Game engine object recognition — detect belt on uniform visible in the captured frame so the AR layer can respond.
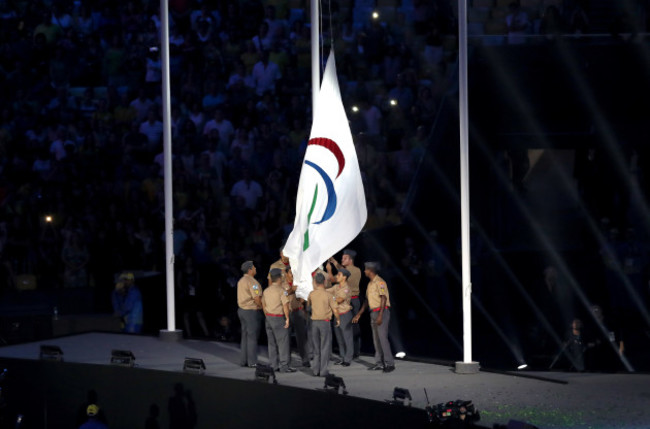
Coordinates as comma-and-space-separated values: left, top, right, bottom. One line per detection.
351, 295, 359, 299
339, 310, 350, 315
371, 306, 389, 312
313, 319, 330, 322
266, 313, 284, 317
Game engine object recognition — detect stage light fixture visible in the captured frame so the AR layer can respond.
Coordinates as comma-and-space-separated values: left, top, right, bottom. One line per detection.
110, 349, 135, 367
517, 363, 528, 370
323, 373, 348, 395
183, 357, 206, 374
387, 387, 412, 406
395, 351, 406, 359
40, 345, 64, 361
254, 364, 277, 384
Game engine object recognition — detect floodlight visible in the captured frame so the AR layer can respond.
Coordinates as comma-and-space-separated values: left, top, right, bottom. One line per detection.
183, 358, 206, 374
40, 345, 64, 361
323, 373, 348, 395
386, 387, 412, 406
254, 364, 277, 384
110, 349, 135, 367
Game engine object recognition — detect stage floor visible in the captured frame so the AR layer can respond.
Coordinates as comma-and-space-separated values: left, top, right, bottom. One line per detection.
0, 332, 648, 428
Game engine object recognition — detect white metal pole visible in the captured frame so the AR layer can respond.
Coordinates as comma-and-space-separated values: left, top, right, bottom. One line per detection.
458, 0, 475, 370
160, 0, 176, 333
311, 0, 320, 114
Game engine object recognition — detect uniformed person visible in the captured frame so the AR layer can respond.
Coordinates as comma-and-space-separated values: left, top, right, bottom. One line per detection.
328, 249, 362, 357
237, 260, 263, 367
268, 250, 312, 367
308, 272, 340, 377
267, 249, 290, 286
352, 261, 395, 372
332, 268, 354, 366
262, 268, 296, 373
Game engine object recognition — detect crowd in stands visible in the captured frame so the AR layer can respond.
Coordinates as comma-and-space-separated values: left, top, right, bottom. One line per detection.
0, 0, 457, 327
471, 0, 649, 40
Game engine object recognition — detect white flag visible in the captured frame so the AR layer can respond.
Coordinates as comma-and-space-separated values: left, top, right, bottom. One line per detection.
283, 52, 367, 299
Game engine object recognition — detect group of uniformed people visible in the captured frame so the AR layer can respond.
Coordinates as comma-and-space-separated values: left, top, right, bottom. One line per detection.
236, 248, 396, 377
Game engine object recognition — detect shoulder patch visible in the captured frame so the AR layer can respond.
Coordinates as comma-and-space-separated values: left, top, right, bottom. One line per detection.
252, 285, 259, 290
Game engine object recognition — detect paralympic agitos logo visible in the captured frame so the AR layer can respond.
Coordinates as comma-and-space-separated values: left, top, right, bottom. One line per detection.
302, 137, 346, 251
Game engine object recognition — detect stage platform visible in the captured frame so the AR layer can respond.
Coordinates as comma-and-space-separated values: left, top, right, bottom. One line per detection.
0, 332, 648, 428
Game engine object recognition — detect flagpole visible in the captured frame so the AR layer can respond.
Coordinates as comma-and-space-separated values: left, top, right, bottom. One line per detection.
159, 0, 181, 341
310, 0, 320, 114
455, 0, 478, 373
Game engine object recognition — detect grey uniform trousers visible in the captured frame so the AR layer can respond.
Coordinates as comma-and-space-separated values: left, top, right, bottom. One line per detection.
334, 311, 354, 363
311, 320, 332, 376
370, 308, 394, 366
265, 315, 291, 371
290, 309, 311, 363
238, 308, 262, 366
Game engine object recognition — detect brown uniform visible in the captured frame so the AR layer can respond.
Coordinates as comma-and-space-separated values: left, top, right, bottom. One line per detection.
367, 275, 391, 310
347, 265, 361, 298
333, 283, 354, 364
268, 259, 300, 311
366, 275, 393, 367
309, 288, 337, 376
237, 274, 262, 310
237, 273, 262, 366
263, 282, 292, 371
262, 283, 290, 315
332, 283, 352, 315
309, 288, 337, 321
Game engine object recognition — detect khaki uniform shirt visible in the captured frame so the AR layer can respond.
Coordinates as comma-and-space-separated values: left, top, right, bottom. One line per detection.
366, 275, 391, 310
333, 283, 352, 314
347, 265, 361, 297
268, 259, 300, 310
237, 274, 262, 310
262, 283, 290, 315
309, 288, 337, 320
267, 259, 289, 281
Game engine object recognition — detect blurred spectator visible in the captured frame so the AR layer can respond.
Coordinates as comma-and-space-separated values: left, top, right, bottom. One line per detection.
230, 169, 263, 211
540, 5, 564, 37
252, 21, 273, 53
564, 0, 590, 34
111, 272, 143, 333
140, 109, 164, 150
62, 231, 89, 288
34, 11, 61, 46
506, 1, 531, 45
177, 256, 210, 338
251, 50, 281, 97
79, 404, 108, 429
